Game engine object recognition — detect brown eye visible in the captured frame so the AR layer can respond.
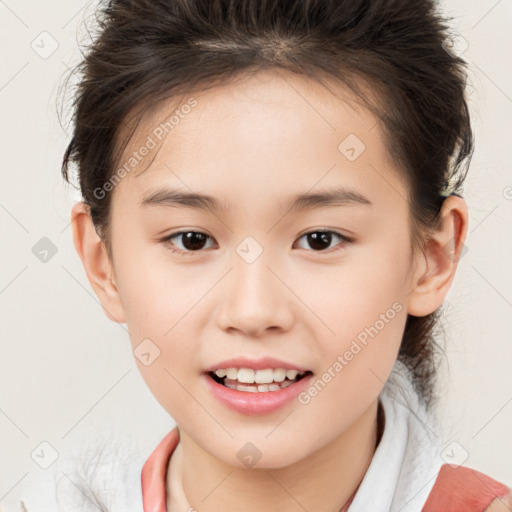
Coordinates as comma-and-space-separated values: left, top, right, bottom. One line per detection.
161, 231, 215, 255
295, 230, 350, 252
180, 232, 209, 250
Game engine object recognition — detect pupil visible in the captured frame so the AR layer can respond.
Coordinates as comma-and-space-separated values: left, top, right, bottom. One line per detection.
183, 232, 207, 250
308, 232, 331, 250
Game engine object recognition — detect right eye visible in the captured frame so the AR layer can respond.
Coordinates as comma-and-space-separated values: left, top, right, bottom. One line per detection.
159, 231, 216, 256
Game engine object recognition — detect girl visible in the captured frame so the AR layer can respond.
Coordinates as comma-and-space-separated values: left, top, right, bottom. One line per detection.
22, 0, 512, 510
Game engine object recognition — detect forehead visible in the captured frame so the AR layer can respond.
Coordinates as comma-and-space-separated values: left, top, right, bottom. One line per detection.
110, 69, 407, 212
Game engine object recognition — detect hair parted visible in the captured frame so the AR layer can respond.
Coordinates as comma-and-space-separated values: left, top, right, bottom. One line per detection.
60, 0, 474, 410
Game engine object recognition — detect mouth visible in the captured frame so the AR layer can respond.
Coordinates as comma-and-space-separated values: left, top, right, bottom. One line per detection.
207, 367, 314, 393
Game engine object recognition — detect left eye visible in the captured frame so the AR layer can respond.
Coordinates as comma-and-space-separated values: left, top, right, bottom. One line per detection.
160, 230, 350, 255
294, 230, 350, 252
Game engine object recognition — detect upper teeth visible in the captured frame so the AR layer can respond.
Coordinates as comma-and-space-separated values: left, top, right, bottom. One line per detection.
214, 368, 304, 384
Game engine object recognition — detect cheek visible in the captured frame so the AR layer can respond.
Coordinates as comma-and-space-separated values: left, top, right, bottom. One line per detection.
128, 314, 202, 421
112, 249, 206, 403
297, 250, 408, 338
301, 291, 406, 430
114, 242, 205, 337
317, 295, 406, 394
298, 243, 410, 379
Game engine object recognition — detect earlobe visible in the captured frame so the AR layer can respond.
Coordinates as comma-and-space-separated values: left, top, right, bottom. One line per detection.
70, 202, 126, 324
407, 196, 469, 317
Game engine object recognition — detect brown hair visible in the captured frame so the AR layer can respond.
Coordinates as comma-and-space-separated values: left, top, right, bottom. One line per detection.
60, 0, 474, 410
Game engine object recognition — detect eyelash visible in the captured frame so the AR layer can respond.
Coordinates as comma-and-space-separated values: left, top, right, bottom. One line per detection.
159, 229, 353, 257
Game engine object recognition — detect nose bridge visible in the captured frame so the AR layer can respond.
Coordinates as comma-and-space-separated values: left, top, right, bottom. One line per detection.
217, 236, 293, 335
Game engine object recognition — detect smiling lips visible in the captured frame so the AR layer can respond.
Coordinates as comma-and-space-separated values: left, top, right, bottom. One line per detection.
204, 356, 312, 392
210, 367, 309, 392
204, 369, 314, 415
203, 356, 314, 413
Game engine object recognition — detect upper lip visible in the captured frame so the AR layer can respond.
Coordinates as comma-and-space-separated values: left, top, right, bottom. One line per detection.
203, 356, 311, 373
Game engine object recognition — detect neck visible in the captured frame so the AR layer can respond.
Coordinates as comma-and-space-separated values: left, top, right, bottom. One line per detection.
174, 399, 382, 512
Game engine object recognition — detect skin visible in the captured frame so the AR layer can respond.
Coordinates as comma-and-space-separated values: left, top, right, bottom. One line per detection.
71, 69, 468, 511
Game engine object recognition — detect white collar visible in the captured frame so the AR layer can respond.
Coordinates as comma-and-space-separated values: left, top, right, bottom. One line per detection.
348, 361, 446, 512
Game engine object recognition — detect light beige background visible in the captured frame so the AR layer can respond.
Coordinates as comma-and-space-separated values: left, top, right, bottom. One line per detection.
1, 0, 511, 508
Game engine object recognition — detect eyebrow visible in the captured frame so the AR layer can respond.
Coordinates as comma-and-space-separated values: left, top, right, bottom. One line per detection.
139, 186, 372, 213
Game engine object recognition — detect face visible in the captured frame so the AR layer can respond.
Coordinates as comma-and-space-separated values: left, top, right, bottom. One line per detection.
100, 70, 423, 468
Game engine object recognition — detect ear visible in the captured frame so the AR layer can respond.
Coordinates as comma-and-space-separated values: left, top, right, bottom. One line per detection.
407, 195, 469, 316
70, 202, 126, 324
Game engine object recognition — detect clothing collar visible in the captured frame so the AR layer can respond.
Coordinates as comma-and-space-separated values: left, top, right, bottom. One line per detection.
347, 363, 446, 511
141, 426, 179, 511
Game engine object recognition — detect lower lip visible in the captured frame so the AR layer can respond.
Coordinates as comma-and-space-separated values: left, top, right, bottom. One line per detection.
204, 372, 313, 416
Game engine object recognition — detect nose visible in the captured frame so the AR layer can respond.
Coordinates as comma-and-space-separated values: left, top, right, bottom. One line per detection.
215, 251, 295, 337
